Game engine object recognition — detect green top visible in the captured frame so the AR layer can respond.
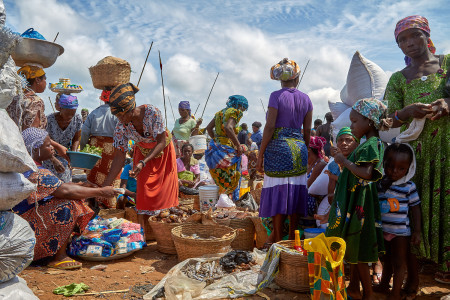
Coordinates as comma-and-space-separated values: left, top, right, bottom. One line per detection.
173, 118, 197, 141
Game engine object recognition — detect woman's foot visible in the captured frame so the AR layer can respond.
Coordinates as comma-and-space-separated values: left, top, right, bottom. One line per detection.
372, 273, 382, 285
48, 256, 82, 270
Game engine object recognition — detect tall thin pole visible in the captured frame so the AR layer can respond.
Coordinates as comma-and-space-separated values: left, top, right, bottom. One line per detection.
193, 103, 201, 117
167, 96, 176, 123
158, 50, 168, 128
297, 59, 310, 89
48, 97, 55, 113
53, 32, 59, 43
137, 41, 153, 87
201, 72, 219, 119
260, 98, 266, 114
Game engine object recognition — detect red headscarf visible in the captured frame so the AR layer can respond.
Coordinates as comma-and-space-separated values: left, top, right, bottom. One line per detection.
309, 136, 327, 159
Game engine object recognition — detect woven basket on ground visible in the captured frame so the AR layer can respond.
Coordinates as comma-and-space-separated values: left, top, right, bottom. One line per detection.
215, 218, 255, 251
171, 224, 236, 261
274, 240, 309, 292
179, 194, 200, 210
148, 220, 182, 254
124, 207, 155, 241
250, 188, 262, 205
98, 208, 125, 219
89, 56, 131, 90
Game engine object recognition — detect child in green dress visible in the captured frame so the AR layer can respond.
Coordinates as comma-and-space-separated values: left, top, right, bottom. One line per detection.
326, 98, 391, 300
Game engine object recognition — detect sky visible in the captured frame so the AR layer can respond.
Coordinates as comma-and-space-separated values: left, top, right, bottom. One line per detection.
4, 0, 450, 128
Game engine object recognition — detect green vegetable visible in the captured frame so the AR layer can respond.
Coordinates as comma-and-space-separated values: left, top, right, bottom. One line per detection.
80, 145, 103, 156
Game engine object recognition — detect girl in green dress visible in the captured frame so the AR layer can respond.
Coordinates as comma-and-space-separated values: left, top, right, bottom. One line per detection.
326, 98, 390, 300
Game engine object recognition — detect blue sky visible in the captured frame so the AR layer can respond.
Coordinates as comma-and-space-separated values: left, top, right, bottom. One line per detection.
4, 0, 450, 126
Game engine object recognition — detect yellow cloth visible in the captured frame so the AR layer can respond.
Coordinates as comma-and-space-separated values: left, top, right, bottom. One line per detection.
18, 65, 45, 79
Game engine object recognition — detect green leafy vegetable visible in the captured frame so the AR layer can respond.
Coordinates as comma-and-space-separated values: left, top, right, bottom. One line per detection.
80, 145, 103, 156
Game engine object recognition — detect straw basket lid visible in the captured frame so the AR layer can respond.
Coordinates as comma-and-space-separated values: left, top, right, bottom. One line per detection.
89, 56, 131, 90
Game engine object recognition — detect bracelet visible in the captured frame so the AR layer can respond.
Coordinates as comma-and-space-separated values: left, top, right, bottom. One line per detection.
394, 110, 406, 124
139, 160, 146, 167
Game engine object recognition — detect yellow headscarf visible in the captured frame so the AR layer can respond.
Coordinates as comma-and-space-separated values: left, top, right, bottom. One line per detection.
17, 65, 45, 80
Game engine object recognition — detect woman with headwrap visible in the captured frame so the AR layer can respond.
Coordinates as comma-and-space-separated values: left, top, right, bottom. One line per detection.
101, 83, 178, 239
256, 58, 313, 245
12, 128, 117, 269
42, 94, 82, 182
385, 15, 449, 283
172, 100, 202, 157
205, 95, 249, 201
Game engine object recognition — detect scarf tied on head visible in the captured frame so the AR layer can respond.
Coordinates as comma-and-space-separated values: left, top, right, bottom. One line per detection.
58, 94, 78, 109
336, 127, 360, 144
352, 98, 392, 131
178, 101, 191, 112
226, 95, 248, 111
22, 127, 48, 155
270, 58, 301, 81
100, 90, 111, 102
108, 83, 139, 116
17, 64, 45, 80
309, 136, 327, 159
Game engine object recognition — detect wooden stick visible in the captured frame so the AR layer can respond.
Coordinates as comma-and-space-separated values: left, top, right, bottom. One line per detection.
260, 98, 266, 114
297, 59, 310, 89
193, 103, 201, 117
167, 95, 176, 123
201, 72, 219, 119
137, 41, 154, 87
158, 50, 168, 127
73, 289, 129, 296
48, 97, 55, 113
53, 32, 59, 43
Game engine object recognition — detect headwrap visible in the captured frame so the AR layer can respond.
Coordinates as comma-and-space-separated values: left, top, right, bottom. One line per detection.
100, 90, 111, 102
17, 64, 45, 80
336, 127, 360, 144
309, 136, 327, 159
352, 98, 392, 131
58, 94, 78, 109
81, 108, 89, 113
109, 83, 139, 116
178, 101, 191, 111
270, 58, 301, 81
22, 127, 48, 155
226, 95, 248, 111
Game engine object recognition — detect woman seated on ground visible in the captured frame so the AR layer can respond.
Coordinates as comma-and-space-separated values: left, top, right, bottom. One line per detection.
11, 128, 117, 270
177, 143, 206, 194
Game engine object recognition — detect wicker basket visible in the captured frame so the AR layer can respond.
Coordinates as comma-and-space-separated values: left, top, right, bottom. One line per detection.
215, 218, 255, 251
274, 240, 309, 292
89, 56, 131, 90
171, 224, 236, 261
148, 220, 181, 254
124, 207, 155, 241
98, 208, 125, 219
250, 188, 262, 205
179, 194, 200, 210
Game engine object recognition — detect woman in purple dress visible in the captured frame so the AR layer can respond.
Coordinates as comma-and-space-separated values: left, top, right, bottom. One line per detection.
256, 58, 313, 245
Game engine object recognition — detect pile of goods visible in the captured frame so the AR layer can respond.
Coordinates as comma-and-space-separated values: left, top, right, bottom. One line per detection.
80, 144, 103, 156
213, 208, 257, 220
149, 206, 198, 223
69, 216, 146, 258
180, 232, 234, 240
49, 78, 83, 93
219, 250, 256, 272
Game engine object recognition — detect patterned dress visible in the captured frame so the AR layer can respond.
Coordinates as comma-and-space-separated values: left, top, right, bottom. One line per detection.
326, 137, 385, 264
6, 93, 47, 130
11, 167, 93, 261
384, 54, 449, 271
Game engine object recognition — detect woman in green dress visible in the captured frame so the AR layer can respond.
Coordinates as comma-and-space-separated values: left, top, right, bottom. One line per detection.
384, 15, 449, 283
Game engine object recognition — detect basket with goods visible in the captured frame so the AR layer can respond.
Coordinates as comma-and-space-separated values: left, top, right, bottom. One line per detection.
123, 207, 155, 241
89, 56, 131, 90
148, 206, 199, 254
274, 240, 309, 292
171, 224, 236, 261
213, 209, 257, 251
49, 78, 83, 94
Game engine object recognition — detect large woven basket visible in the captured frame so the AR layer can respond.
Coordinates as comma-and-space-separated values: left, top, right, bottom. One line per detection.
148, 220, 182, 254
250, 188, 262, 205
171, 224, 236, 261
89, 56, 131, 90
274, 240, 309, 292
215, 218, 255, 251
179, 194, 200, 210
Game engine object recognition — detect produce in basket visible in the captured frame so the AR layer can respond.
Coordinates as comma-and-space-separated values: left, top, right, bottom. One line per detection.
149, 206, 199, 223
80, 145, 103, 156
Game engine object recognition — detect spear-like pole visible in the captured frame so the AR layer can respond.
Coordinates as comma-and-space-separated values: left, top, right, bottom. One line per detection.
297, 59, 310, 89
193, 103, 201, 117
137, 41, 153, 87
201, 72, 219, 119
48, 97, 55, 113
158, 50, 168, 128
53, 32, 59, 43
167, 96, 176, 123
260, 98, 266, 114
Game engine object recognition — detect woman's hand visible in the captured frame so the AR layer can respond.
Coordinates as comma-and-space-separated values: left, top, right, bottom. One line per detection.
100, 186, 119, 198
196, 118, 203, 127
330, 146, 340, 158
236, 145, 243, 157
51, 156, 66, 173
430, 98, 450, 120
324, 170, 339, 181
401, 103, 433, 119
130, 162, 144, 178
256, 156, 264, 173
332, 147, 346, 165
53, 143, 70, 162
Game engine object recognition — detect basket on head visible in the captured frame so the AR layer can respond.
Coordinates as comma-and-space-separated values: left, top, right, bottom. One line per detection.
148, 220, 182, 254
215, 218, 255, 251
274, 240, 309, 292
171, 224, 236, 261
89, 56, 131, 90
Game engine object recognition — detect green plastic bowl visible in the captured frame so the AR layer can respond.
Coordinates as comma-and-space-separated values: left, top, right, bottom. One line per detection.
67, 151, 101, 170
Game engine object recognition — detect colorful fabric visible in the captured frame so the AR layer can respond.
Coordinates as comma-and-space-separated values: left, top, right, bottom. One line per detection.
109, 83, 139, 116
11, 167, 93, 260
213, 107, 243, 146
7, 93, 47, 130
310, 136, 327, 160
178, 101, 190, 111
176, 157, 200, 174
17, 65, 45, 80
22, 127, 48, 154
172, 118, 196, 141
303, 233, 347, 300
351, 98, 391, 130
264, 127, 307, 177
326, 136, 385, 263
336, 127, 359, 144
384, 54, 449, 271
100, 90, 111, 102
58, 94, 78, 109
394, 15, 430, 41
268, 88, 313, 128
226, 95, 248, 111
270, 58, 301, 81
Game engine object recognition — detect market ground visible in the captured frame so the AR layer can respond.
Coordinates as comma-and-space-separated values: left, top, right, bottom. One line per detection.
21, 241, 449, 300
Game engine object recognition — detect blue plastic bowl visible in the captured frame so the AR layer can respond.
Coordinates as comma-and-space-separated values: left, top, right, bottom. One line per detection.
304, 228, 326, 239
67, 151, 101, 170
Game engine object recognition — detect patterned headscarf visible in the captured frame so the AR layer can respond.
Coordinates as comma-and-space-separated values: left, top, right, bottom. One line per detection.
352, 98, 392, 131
100, 90, 111, 102
336, 127, 360, 144
22, 127, 48, 155
58, 94, 78, 109
226, 95, 248, 111
309, 136, 327, 159
270, 58, 301, 81
109, 83, 139, 116
179, 101, 191, 111
17, 64, 45, 80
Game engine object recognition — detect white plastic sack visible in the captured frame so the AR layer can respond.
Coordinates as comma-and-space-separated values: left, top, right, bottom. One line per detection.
0, 212, 36, 284
0, 276, 39, 300
331, 107, 351, 142
0, 172, 36, 211
340, 51, 389, 107
216, 194, 235, 208
0, 109, 37, 173
308, 159, 333, 196
328, 100, 351, 121
0, 57, 23, 109
380, 127, 401, 143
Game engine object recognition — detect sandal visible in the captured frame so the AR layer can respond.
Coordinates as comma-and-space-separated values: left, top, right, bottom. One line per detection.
48, 259, 82, 270
372, 272, 382, 285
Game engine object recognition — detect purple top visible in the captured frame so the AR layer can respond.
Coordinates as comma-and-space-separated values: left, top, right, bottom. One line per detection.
268, 88, 313, 128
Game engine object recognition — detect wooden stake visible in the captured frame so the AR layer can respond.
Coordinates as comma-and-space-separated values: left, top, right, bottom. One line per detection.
73, 289, 129, 296
297, 59, 310, 89
167, 96, 176, 123
48, 97, 55, 113
201, 72, 219, 119
137, 41, 154, 87
53, 32, 59, 43
158, 50, 168, 128
193, 103, 201, 117
260, 98, 266, 114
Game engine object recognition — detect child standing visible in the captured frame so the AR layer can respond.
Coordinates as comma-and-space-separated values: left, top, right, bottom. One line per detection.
326, 98, 390, 300
375, 143, 421, 300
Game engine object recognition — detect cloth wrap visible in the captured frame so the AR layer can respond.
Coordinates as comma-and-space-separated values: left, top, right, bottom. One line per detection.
21, 127, 48, 155
352, 97, 391, 131
58, 94, 78, 109
109, 83, 138, 116
309, 136, 327, 160
270, 58, 301, 81
17, 65, 45, 80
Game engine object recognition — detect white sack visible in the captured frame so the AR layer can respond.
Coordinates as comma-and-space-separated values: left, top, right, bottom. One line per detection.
328, 100, 351, 120
0, 276, 39, 300
0, 172, 36, 211
0, 109, 37, 173
380, 127, 401, 143
331, 107, 352, 142
0, 57, 23, 109
308, 158, 335, 196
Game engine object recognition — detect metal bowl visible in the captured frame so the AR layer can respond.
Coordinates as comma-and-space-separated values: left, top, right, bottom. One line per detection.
11, 37, 64, 68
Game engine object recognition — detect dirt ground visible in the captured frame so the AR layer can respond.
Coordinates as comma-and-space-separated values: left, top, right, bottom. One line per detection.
20, 241, 449, 300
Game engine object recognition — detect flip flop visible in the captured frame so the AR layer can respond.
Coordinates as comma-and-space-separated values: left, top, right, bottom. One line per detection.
48, 259, 82, 270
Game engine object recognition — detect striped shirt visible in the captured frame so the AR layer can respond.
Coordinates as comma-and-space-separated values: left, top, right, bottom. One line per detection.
378, 181, 420, 236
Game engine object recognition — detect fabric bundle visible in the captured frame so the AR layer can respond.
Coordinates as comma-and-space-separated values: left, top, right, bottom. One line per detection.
270, 58, 301, 81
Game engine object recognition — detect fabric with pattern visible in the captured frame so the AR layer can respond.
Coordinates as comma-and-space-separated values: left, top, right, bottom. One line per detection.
326, 136, 385, 263
352, 98, 391, 130
7, 92, 47, 130
108, 83, 138, 116
17, 65, 45, 80
58, 94, 78, 109
310, 136, 327, 160
336, 127, 359, 144
270, 58, 301, 81
226, 95, 248, 111
21, 127, 48, 154
394, 15, 430, 41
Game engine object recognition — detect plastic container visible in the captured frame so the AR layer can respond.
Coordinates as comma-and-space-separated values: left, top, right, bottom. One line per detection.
189, 135, 207, 154
304, 228, 326, 239
198, 185, 219, 212
67, 151, 101, 170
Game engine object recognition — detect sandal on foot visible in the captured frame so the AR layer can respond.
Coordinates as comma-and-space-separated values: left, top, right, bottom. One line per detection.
372, 272, 382, 285
48, 259, 82, 270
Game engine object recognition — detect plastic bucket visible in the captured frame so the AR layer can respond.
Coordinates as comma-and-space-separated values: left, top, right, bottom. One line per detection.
189, 135, 207, 154
198, 185, 219, 212
304, 228, 326, 239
